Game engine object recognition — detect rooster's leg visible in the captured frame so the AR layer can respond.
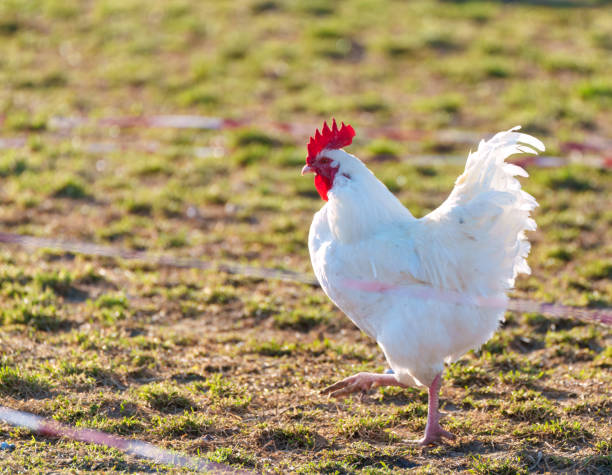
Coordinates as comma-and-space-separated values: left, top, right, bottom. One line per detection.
412, 372, 455, 446
321, 372, 407, 398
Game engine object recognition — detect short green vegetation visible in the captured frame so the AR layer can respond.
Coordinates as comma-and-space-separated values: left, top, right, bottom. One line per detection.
1, 0, 610, 473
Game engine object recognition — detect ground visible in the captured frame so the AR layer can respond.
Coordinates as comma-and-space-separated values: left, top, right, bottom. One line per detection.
0, 0, 611, 473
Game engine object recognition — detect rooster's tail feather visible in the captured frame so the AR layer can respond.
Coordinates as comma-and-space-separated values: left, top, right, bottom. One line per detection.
453, 126, 543, 289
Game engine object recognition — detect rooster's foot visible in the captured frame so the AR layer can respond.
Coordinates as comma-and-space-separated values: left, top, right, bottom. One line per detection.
411, 422, 456, 446
410, 372, 456, 446
321, 372, 404, 398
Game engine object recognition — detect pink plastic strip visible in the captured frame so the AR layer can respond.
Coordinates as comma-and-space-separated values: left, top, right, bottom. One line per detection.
0, 407, 253, 473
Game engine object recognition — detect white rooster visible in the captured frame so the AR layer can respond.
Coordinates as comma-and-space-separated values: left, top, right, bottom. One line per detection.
303, 120, 543, 445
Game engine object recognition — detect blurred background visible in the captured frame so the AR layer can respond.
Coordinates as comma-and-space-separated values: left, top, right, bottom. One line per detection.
1, 1, 611, 142
0, 0, 610, 266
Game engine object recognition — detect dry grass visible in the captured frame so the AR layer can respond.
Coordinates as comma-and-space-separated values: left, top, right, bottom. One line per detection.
0, 0, 611, 473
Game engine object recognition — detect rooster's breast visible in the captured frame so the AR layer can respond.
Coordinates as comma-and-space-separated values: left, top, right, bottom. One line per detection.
308, 206, 389, 339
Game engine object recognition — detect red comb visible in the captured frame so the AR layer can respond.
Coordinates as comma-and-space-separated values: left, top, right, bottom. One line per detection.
307, 119, 355, 165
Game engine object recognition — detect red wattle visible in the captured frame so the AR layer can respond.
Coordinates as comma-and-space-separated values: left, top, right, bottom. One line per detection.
315, 174, 332, 201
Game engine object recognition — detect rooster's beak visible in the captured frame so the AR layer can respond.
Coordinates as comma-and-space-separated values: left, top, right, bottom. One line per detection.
301, 165, 314, 175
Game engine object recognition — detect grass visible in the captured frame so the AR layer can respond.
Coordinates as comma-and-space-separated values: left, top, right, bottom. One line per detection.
0, 0, 611, 473
0, 365, 52, 399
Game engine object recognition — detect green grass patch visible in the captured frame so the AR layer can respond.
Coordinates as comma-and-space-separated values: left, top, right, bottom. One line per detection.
514, 419, 593, 445
138, 383, 195, 412
0, 365, 52, 399
256, 423, 317, 450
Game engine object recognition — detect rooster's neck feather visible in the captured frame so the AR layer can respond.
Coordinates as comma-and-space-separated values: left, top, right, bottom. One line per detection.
323, 150, 414, 243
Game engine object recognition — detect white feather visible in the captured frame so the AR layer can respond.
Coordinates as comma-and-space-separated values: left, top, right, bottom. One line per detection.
308, 127, 542, 387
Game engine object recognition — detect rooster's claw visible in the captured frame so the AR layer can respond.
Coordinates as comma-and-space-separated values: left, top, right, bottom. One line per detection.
321, 372, 405, 398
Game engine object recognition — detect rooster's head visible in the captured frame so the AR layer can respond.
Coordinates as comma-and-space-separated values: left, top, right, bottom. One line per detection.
302, 119, 356, 201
